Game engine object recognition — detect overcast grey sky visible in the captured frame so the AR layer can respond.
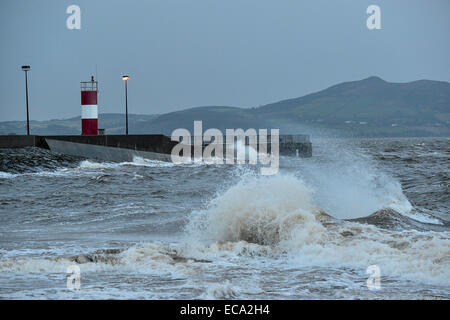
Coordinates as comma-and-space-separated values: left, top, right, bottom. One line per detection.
0, 0, 449, 121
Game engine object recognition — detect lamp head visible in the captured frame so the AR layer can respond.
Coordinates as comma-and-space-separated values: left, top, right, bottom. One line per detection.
22, 65, 30, 71
122, 75, 130, 81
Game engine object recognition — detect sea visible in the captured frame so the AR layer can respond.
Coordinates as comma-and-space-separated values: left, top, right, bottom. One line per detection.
0, 137, 448, 299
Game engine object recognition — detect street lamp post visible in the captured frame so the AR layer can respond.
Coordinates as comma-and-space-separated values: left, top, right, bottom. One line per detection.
122, 75, 130, 135
22, 65, 31, 135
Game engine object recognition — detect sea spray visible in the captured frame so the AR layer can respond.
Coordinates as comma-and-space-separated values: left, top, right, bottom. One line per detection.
184, 173, 323, 247
183, 172, 450, 285
292, 138, 413, 219
205, 174, 324, 245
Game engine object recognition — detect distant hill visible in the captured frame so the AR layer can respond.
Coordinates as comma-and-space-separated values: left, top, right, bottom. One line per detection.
256, 76, 450, 136
0, 113, 158, 136
1, 77, 449, 137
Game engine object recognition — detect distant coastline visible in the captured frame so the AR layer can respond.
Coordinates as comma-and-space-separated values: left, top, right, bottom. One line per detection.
2, 77, 449, 138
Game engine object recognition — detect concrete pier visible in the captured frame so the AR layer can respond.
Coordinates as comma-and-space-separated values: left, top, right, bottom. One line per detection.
0, 135, 176, 152
0, 134, 312, 160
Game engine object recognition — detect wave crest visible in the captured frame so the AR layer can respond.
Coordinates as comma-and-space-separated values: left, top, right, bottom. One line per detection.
187, 174, 327, 246
184, 173, 450, 285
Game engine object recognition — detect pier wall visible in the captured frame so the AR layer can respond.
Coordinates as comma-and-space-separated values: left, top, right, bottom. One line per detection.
0, 135, 49, 149
0, 134, 312, 158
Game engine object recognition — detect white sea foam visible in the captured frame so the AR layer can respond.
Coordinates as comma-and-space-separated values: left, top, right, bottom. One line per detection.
78, 160, 116, 169
404, 212, 443, 225
201, 280, 240, 299
186, 174, 320, 245
77, 157, 175, 170
0, 168, 81, 179
185, 173, 450, 285
129, 156, 174, 167
0, 243, 184, 275
0, 171, 16, 179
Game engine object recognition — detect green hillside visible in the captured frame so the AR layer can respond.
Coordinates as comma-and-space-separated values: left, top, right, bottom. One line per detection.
258, 76, 450, 126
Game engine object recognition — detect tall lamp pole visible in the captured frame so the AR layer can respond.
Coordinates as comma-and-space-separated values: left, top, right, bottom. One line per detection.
22, 65, 31, 135
122, 75, 130, 135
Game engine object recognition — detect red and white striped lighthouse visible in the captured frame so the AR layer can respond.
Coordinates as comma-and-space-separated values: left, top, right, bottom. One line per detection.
80, 76, 98, 135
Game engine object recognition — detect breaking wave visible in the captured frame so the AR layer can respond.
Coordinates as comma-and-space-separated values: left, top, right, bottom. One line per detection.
0, 244, 196, 274
292, 142, 415, 220
184, 173, 450, 285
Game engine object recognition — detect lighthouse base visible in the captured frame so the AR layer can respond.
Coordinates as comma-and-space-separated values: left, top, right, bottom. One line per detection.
81, 119, 98, 135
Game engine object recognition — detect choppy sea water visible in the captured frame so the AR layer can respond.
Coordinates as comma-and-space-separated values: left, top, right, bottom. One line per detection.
0, 137, 448, 299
